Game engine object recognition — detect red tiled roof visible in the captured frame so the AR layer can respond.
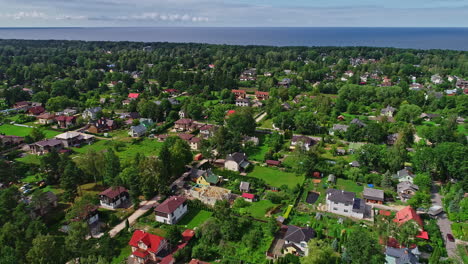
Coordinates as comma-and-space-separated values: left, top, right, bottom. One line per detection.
155, 196, 186, 214
379, 210, 391, 216
132, 250, 149, 258
227, 110, 236, 115
128, 93, 140, 99
37, 113, 55, 119
164, 89, 178, 93
55, 115, 76, 122
160, 254, 174, 264
242, 193, 255, 199
394, 206, 423, 226
99, 186, 128, 199
178, 133, 194, 141
129, 230, 164, 254
175, 118, 193, 125
182, 229, 195, 242
266, 160, 281, 166
416, 231, 429, 240
28, 106, 45, 115
231, 89, 246, 94
255, 91, 269, 96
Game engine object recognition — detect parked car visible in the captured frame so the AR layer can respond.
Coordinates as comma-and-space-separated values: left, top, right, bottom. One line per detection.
447, 234, 455, 242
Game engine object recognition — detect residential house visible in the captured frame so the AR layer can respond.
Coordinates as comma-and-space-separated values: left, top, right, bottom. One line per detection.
189, 137, 201, 151
291, 135, 315, 151
395, 168, 415, 183
36, 113, 56, 125
199, 124, 216, 138
29, 139, 63, 155
178, 110, 186, 119
235, 98, 251, 107
195, 169, 220, 186
363, 188, 384, 204
278, 78, 292, 87
82, 107, 102, 120
99, 187, 129, 209
77, 205, 99, 225
282, 102, 292, 110
13, 101, 31, 109
266, 160, 281, 167
128, 93, 140, 100
419, 113, 440, 121
189, 185, 231, 206
381, 106, 396, 117
431, 74, 443, 85
0, 135, 24, 147
168, 98, 180, 106
163, 89, 178, 95
350, 118, 367, 127
239, 68, 257, 81
283, 225, 316, 256
326, 189, 366, 219
397, 181, 419, 201
410, 83, 424, 91
445, 89, 458, 96
55, 131, 94, 148
394, 206, 429, 241
385, 247, 420, 264
87, 118, 117, 133
61, 109, 78, 116
242, 136, 259, 146
139, 118, 154, 128
456, 79, 468, 89
241, 193, 255, 202
55, 115, 77, 129
329, 124, 349, 135
349, 161, 360, 167
231, 89, 246, 98
129, 125, 147, 137
174, 118, 194, 132
255, 91, 270, 100
128, 230, 168, 264
239, 181, 250, 192
224, 152, 250, 172
344, 70, 354, 77
189, 259, 210, 264
155, 196, 188, 225
27, 106, 45, 116
264, 72, 272, 77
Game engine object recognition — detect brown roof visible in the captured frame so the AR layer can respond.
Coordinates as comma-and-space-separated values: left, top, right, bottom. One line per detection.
175, 118, 193, 125
99, 186, 128, 199
266, 160, 281, 166
178, 133, 194, 141
36, 113, 55, 119
155, 196, 186, 214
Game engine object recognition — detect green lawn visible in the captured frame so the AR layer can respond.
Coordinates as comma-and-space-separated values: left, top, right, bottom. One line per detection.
334, 178, 364, 195
0, 124, 60, 138
72, 138, 164, 163
258, 118, 273, 129
16, 154, 41, 165
245, 144, 269, 162
238, 200, 277, 220
248, 166, 304, 189
457, 124, 467, 136
177, 209, 213, 229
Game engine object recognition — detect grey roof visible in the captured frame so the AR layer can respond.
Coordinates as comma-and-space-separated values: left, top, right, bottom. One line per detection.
397, 168, 414, 179
130, 124, 147, 134
85, 107, 102, 114
168, 98, 180, 105
363, 187, 384, 201
34, 139, 62, 147
236, 98, 251, 103
226, 152, 247, 164
292, 135, 314, 145
381, 105, 396, 114
240, 181, 250, 190
350, 161, 360, 167
350, 118, 367, 127
332, 124, 349, 132
385, 247, 420, 264
185, 168, 206, 179
397, 181, 419, 193
326, 189, 355, 204
284, 226, 315, 244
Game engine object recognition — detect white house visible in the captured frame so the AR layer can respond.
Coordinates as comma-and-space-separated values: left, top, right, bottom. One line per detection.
154, 196, 188, 225
235, 98, 251, 107
396, 168, 415, 183
129, 125, 147, 137
326, 189, 365, 219
283, 226, 316, 256
98, 186, 129, 209
224, 152, 250, 172
291, 135, 315, 151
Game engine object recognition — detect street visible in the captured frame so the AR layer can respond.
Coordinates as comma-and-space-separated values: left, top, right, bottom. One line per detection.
430, 185, 459, 261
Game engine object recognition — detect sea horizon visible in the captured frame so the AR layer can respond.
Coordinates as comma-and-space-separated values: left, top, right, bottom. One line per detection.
1, 27, 467, 51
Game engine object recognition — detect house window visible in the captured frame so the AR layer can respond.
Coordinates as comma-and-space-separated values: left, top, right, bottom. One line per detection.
344, 210, 348, 213
333, 207, 338, 211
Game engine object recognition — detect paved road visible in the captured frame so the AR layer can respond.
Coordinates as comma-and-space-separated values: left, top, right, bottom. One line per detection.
255, 112, 267, 123
430, 186, 458, 261
109, 195, 161, 238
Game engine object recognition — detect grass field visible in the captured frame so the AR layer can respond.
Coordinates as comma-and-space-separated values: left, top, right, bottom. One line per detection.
258, 118, 273, 129
72, 138, 164, 163
246, 144, 269, 162
0, 124, 60, 138
177, 209, 213, 229
248, 166, 304, 188
334, 178, 364, 195
16, 154, 41, 165
238, 200, 277, 220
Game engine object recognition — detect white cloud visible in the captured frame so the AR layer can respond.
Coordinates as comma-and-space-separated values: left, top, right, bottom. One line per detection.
112, 12, 209, 22
0, 11, 87, 21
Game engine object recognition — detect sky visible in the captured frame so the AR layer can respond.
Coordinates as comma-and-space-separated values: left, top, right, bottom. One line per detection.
0, 0, 467, 27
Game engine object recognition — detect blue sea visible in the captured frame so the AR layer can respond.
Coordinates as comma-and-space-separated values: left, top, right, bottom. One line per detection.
0, 27, 467, 51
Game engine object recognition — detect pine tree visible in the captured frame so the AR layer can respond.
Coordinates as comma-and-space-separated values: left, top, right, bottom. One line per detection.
103, 149, 121, 186
61, 161, 79, 202
381, 170, 393, 188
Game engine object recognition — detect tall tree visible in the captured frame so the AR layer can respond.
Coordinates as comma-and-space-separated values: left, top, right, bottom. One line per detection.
103, 149, 121, 186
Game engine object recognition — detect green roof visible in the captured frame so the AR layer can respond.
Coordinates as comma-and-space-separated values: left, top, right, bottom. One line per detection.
205, 171, 219, 184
